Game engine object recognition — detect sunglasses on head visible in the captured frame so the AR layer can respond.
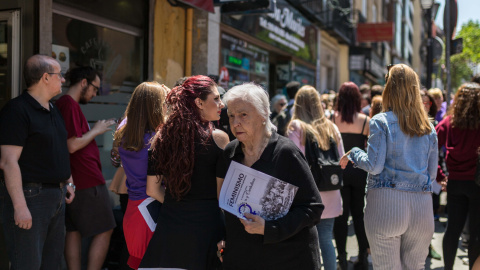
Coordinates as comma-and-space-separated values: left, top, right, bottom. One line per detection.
385, 64, 395, 80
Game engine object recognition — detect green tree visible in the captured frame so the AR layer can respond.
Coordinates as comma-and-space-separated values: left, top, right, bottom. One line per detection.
448, 20, 480, 90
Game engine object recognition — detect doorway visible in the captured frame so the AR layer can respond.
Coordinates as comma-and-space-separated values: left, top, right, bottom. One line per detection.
0, 10, 20, 111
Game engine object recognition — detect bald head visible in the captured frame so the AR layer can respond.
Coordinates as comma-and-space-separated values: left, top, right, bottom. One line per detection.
24, 54, 56, 88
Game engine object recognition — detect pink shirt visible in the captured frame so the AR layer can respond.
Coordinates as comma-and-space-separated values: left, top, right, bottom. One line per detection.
287, 119, 344, 219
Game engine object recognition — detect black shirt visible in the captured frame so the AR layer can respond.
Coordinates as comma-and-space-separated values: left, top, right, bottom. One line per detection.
222, 131, 324, 270
0, 91, 71, 184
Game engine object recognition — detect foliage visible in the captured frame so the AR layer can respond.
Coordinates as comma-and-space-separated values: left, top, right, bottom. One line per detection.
447, 20, 480, 89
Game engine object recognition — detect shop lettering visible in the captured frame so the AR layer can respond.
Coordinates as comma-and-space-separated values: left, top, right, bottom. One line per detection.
267, 7, 305, 37
228, 173, 245, 207
80, 38, 111, 55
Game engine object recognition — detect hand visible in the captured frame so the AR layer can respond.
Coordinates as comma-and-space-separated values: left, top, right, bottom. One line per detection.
440, 177, 448, 192
339, 151, 352, 169
240, 213, 265, 235
92, 119, 116, 135
66, 184, 75, 204
14, 205, 32, 230
217, 240, 225, 262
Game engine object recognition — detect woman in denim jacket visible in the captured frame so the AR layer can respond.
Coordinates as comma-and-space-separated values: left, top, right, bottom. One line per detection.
340, 64, 438, 270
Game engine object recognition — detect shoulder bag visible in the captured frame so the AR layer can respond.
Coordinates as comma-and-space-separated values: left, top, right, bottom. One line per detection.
305, 136, 344, 191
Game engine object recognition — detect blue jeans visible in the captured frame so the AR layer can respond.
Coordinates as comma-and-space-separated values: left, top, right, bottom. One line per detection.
316, 218, 336, 270
1, 182, 66, 270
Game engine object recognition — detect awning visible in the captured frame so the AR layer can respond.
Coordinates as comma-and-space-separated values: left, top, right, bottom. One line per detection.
177, 0, 214, 13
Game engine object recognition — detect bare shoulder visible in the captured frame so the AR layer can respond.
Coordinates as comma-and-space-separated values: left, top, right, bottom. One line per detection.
212, 129, 230, 149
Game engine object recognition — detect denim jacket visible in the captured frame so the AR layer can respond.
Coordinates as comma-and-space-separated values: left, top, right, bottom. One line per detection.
348, 111, 438, 193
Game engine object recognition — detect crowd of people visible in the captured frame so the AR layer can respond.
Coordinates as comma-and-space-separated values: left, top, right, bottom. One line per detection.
0, 54, 479, 270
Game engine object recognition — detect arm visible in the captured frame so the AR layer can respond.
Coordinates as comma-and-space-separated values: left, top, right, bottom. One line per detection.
146, 175, 165, 203
333, 124, 345, 156
0, 145, 32, 230
67, 119, 116, 153
213, 129, 230, 199
347, 118, 387, 175
428, 132, 439, 184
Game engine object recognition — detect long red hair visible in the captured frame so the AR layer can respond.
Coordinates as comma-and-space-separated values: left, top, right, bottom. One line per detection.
151, 75, 215, 200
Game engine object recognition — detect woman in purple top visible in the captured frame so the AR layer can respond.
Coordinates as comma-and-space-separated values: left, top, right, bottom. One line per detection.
113, 82, 169, 269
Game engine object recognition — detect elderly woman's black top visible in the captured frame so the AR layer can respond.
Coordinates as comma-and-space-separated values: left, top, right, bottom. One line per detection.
222, 131, 324, 270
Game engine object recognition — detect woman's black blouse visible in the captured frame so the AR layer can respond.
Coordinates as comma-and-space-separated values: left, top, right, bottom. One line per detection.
222, 131, 324, 270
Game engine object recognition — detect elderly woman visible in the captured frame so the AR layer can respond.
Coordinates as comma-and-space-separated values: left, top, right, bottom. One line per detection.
340, 64, 438, 269
270, 94, 287, 119
219, 83, 324, 269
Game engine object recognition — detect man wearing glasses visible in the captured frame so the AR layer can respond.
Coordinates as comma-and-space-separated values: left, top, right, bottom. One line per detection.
56, 66, 116, 270
0, 54, 75, 269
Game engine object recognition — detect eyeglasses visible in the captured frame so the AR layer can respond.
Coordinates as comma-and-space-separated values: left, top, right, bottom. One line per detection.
423, 101, 432, 106
88, 82, 100, 94
47, 72, 64, 79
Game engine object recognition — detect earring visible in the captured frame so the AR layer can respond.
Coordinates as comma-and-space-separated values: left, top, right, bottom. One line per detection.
262, 121, 266, 126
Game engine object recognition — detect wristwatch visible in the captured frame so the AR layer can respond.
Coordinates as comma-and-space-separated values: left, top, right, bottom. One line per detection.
67, 182, 76, 192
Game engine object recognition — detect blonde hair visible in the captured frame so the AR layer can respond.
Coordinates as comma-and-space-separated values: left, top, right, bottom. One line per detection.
369, 95, 383, 118
383, 64, 432, 136
287, 85, 338, 150
427, 88, 443, 100
114, 82, 169, 151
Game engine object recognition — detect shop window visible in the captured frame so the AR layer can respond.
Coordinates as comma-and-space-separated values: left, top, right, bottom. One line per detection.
52, 12, 144, 180
220, 33, 269, 90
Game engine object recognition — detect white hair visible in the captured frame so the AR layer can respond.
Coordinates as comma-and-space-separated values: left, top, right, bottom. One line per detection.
270, 94, 287, 112
223, 83, 276, 134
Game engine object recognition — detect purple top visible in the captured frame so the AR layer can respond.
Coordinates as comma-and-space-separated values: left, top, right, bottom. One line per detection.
435, 101, 447, 122
118, 119, 154, 201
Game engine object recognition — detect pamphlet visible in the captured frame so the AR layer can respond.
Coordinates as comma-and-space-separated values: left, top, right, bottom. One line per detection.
219, 161, 298, 220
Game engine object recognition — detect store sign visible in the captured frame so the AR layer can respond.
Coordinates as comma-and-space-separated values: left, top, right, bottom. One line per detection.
356, 22, 394, 43
222, 0, 317, 63
177, 0, 215, 13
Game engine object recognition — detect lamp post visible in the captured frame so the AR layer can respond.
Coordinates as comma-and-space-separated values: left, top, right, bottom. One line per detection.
421, 0, 434, 89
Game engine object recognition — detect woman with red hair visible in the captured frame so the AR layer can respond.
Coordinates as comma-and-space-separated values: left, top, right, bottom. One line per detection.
139, 75, 229, 269
332, 82, 370, 270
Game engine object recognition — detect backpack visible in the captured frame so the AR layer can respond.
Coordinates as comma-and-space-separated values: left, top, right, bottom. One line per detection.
304, 137, 343, 191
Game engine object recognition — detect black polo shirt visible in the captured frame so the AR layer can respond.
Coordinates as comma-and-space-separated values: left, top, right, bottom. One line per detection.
0, 91, 71, 184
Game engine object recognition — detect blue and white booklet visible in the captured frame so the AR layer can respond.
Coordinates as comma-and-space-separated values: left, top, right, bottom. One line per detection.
219, 161, 298, 221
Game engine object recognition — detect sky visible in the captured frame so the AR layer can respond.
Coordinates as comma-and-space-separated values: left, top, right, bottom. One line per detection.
434, 0, 480, 35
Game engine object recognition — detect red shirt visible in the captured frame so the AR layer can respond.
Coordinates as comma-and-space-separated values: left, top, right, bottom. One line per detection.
56, 95, 105, 190
436, 115, 480, 181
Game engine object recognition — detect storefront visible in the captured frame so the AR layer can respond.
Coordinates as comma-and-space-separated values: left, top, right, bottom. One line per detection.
219, 0, 318, 98
349, 47, 386, 86
0, 0, 150, 182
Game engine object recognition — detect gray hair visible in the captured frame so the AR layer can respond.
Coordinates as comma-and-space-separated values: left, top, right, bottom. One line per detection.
223, 83, 276, 135
270, 94, 287, 112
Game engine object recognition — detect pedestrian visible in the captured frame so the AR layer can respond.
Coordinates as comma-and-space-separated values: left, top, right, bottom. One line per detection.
113, 82, 169, 269
140, 75, 229, 270
437, 82, 480, 270
270, 94, 287, 119
56, 66, 117, 270
286, 85, 344, 270
369, 95, 383, 118
275, 81, 300, 136
340, 64, 438, 269
218, 83, 324, 269
0, 54, 75, 269
332, 81, 370, 270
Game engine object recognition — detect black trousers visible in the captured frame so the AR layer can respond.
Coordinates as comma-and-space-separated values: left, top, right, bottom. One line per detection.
334, 183, 370, 255
443, 180, 480, 270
